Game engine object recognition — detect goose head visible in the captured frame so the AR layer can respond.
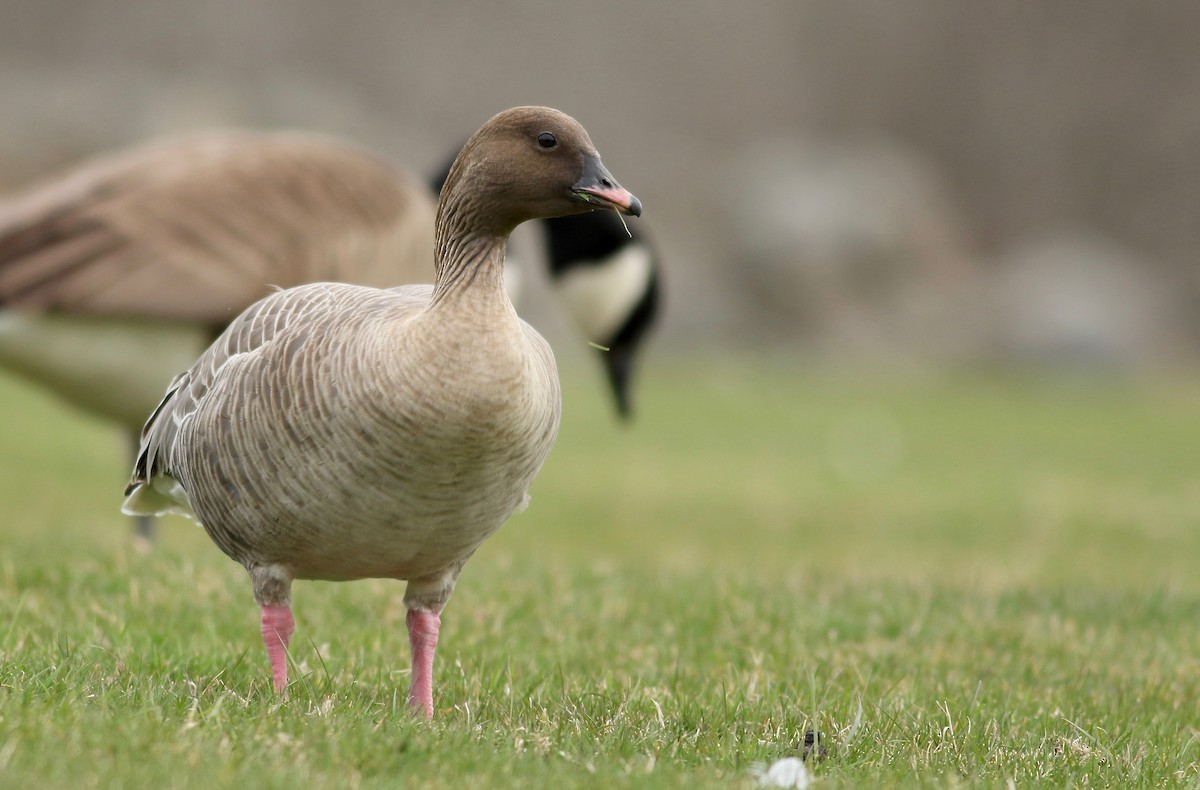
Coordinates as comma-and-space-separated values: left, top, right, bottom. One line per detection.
437, 106, 641, 238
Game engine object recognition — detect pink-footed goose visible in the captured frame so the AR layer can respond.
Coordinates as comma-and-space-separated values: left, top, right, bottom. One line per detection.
121, 106, 641, 718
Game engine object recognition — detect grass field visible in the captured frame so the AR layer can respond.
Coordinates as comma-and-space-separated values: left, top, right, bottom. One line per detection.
1, 355, 1198, 788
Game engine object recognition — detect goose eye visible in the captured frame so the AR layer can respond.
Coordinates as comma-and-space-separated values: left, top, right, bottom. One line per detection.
536, 132, 557, 149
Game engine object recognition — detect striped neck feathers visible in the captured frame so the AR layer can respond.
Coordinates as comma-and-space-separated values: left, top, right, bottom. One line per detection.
430, 184, 512, 306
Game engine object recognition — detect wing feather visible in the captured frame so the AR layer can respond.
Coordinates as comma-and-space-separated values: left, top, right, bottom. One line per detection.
0, 132, 436, 323
123, 282, 433, 512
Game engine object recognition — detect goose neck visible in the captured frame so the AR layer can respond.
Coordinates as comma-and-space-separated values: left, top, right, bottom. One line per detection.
431, 164, 521, 306
430, 226, 510, 307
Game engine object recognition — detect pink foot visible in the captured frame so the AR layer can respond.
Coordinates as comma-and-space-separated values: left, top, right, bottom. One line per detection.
406, 608, 441, 719
260, 604, 295, 692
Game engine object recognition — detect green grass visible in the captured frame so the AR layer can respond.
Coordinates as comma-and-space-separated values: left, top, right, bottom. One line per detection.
1, 355, 1199, 788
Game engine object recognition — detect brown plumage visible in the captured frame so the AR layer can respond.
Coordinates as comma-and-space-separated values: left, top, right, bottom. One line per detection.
0, 131, 435, 321
121, 106, 641, 718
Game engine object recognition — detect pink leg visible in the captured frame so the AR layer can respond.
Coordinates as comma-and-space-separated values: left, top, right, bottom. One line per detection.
260, 604, 295, 692
406, 608, 441, 719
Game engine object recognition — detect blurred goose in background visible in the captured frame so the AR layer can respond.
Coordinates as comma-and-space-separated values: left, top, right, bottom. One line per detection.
539, 210, 660, 417
0, 128, 658, 540
123, 106, 642, 717
430, 154, 660, 418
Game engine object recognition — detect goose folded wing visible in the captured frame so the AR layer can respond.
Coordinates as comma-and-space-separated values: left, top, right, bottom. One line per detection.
123, 281, 409, 513
0, 133, 433, 322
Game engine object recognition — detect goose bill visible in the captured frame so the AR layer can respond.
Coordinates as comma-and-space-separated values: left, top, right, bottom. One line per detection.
572, 155, 642, 216
573, 185, 642, 216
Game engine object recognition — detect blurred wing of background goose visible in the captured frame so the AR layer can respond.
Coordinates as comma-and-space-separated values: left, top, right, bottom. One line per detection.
122, 105, 643, 718
0, 129, 661, 540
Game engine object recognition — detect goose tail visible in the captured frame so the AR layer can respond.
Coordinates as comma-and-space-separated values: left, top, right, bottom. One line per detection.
121, 476, 195, 520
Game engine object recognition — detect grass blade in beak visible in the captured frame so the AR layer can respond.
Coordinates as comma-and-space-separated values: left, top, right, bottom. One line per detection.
612, 204, 632, 238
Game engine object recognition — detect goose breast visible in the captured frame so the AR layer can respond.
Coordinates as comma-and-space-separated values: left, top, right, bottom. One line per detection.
144, 280, 559, 581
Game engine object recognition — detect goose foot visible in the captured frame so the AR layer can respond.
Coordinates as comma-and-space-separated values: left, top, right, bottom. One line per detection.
260, 604, 295, 692
406, 608, 441, 719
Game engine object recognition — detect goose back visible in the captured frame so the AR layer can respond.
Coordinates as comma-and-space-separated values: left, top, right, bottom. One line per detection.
0, 132, 436, 322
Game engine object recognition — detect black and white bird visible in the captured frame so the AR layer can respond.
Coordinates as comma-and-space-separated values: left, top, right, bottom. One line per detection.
539, 210, 660, 418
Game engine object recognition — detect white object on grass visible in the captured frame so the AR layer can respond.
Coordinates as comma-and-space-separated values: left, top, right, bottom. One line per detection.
752, 757, 811, 788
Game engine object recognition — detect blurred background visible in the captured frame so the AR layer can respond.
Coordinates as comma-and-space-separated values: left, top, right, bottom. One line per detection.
1, 0, 1198, 371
